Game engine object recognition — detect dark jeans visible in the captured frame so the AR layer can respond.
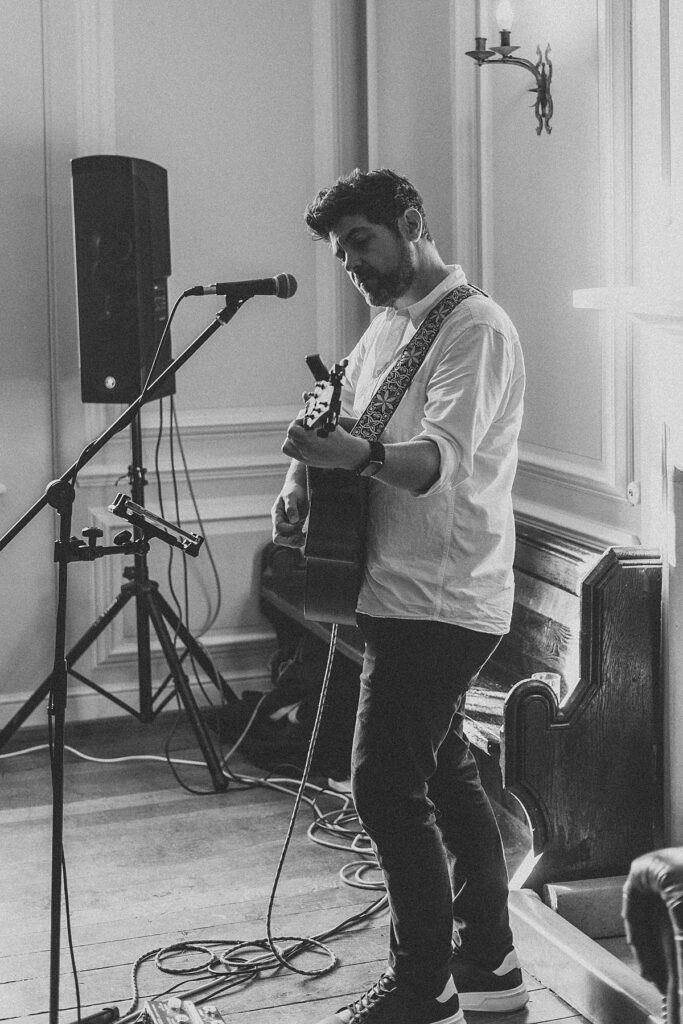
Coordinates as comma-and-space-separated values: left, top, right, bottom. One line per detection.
352, 614, 514, 997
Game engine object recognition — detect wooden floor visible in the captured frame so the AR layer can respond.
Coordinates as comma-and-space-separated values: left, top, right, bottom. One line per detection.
0, 710, 589, 1024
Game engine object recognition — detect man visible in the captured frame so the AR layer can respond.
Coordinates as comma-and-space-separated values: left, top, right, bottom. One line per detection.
272, 169, 527, 1024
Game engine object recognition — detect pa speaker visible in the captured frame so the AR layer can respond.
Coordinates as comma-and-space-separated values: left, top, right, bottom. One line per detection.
71, 155, 175, 404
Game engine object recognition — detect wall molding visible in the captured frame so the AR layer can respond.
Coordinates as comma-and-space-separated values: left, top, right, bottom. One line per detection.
74, 0, 116, 156
449, 0, 634, 507
311, 0, 347, 364
519, 438, 621, 494
40, 0, 60, 482
463, 0, 495, 291
79, 403, 294, 438
597, 0, 636, 496
84, 493, 274, 675
0, 658, 272, 730
75, 404, 292, 488
518, 0, 637, 517
513, 493, 640, 549
450, 0, 486, 286
78, 458, 286, 491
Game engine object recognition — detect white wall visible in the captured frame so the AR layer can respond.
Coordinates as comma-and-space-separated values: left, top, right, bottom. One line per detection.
366, 0, 640, 545
480, 0, 640, 544
0, 0, 367, 730
0, 1, 59, 714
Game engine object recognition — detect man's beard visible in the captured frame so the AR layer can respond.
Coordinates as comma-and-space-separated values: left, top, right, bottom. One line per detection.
356, 241, 415, 306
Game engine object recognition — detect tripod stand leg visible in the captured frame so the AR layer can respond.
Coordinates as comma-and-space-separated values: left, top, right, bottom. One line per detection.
49, 662, 66, 1024
143, 589, 228, 791
134, 568, 153, 721
0, 584, 136, 751
151, 587, 241, 706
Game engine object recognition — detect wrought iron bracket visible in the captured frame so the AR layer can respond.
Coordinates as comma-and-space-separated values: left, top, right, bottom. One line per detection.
466, 38, 553, 135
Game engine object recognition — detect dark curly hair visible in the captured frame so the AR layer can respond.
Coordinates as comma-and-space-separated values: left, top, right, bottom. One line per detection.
304, 168, 433, 242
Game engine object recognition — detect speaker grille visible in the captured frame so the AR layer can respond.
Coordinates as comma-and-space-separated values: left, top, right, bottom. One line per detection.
71, 155, 175, 404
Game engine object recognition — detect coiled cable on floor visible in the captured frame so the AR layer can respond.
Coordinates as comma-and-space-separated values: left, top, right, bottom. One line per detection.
117, 623, 386, 1018
2, 624, 387, 1019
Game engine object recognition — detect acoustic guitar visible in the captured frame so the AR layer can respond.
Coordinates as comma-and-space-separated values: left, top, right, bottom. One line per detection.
298, 287, 478, 624
301, 356, 368, 625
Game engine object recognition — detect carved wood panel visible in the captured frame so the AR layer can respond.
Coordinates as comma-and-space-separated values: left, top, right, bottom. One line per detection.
502, 547, 663, 890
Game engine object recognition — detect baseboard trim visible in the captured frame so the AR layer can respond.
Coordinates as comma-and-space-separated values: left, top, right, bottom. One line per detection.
509, 888, 662, 1024
0, 669, 271, 733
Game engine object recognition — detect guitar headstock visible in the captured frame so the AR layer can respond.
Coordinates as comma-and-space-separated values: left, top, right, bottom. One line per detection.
302, 356, 348, 437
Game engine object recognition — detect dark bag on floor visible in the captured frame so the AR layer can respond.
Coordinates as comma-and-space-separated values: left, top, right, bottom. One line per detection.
213, 632, 360, 779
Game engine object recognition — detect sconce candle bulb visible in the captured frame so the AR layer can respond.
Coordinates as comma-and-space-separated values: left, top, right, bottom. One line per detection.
495, 0, 515, 33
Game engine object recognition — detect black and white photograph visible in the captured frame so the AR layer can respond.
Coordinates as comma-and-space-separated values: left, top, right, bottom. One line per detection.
0, 2, 680, 1023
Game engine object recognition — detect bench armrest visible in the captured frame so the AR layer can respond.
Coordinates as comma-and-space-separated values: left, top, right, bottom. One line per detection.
623, 847, 683, 1022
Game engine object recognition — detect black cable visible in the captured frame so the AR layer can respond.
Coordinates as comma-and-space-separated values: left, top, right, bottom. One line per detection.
61, 851, 82, 1018
135, 627, 387, 999
153, 396, 185, 654
170, 398, 223, 635
139, 291, 185, 402
149, 391, 217, 792
263, 624, 344, 976
161, 713, 218, 798
153, 393, 165, 492
26, 703, 386, 1019
47, 713, 82, 1019
168, 402, 212, 710
165, 398, 219, 721
160, 397, 183, 629
151, 395, 227, 781
117, 893, 388, 1019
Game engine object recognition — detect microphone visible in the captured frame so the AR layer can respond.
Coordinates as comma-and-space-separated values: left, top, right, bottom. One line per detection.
185, 273, 297, 299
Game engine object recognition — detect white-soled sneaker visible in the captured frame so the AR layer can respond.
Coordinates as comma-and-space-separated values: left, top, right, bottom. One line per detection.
314, 971, 464, 1023
451, 948, 528, 1012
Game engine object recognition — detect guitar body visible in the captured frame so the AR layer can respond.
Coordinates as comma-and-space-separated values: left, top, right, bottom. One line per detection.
304, 467, 368, 625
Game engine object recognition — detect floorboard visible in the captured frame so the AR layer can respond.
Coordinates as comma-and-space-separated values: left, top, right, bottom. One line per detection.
0, 712, 588, 1024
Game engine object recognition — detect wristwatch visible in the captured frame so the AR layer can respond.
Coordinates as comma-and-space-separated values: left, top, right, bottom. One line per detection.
356, 440, 386, 477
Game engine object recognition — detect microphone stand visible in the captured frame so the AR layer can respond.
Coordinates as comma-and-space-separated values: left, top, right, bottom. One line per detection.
0, 296, 247, 1024
1, 297, 247, 554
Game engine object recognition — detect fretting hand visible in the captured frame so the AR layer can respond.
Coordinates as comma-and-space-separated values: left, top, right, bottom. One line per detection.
282, 419, 369, 470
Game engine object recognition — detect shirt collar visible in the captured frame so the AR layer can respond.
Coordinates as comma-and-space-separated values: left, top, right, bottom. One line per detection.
395, 265, 468, 327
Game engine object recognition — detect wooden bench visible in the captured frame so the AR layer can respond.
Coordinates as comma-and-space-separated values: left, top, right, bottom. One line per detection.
260, 514, 663, 891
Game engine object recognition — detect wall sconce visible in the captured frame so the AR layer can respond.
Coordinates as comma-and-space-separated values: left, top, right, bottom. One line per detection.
466, 1, 553, 135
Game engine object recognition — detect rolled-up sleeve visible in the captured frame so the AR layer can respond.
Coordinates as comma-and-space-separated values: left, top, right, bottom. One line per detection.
412, 319, 513, 496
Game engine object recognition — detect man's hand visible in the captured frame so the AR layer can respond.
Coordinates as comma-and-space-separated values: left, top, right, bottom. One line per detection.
282, 420, 368, 470
271, 477, 309, 548
272, 421, 368, 548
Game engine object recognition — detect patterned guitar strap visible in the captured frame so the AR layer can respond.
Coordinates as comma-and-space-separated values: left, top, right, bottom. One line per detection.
350, 284, 480, 442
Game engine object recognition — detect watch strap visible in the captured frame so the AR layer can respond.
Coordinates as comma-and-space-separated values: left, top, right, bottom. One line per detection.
356, 440, 385, 477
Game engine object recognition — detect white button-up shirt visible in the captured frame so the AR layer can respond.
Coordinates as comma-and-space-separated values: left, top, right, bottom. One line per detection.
341, 266, 525, 633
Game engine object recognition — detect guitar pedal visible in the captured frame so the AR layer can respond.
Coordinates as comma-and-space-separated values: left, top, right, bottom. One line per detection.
144, 997, 226, 1024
